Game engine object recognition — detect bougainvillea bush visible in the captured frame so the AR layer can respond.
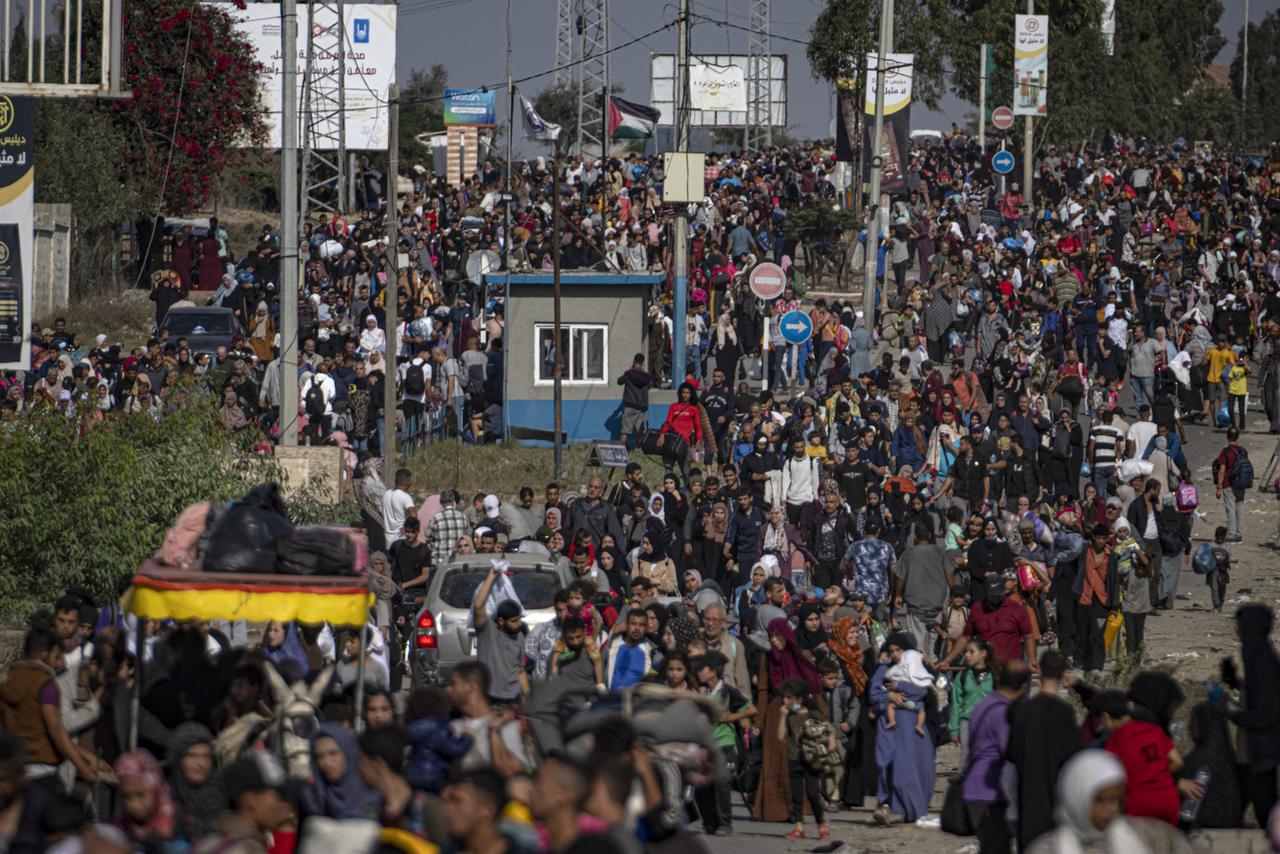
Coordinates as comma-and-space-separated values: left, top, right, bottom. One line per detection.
120, 0, 268, 214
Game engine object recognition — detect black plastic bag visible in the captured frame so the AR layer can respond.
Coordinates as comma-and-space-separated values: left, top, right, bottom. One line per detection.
276, 527, 356, 576
202, 485, 294, 573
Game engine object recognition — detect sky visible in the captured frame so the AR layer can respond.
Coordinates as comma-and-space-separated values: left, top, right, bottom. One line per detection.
398, 0, 1279, 143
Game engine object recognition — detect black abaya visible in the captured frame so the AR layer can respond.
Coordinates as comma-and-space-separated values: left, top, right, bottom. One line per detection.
1006, 692, 1082, 850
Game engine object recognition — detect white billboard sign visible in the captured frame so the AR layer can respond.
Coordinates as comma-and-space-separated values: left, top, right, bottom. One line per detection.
218, 3, 396, 150
689, 62, 746, 112
651, 54, 786, 127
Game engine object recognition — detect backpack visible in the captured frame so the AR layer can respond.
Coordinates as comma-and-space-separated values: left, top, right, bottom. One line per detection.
449, 357, 468, 392
404, 361, 427, 396
1192, 543, 1217, 576
1230, 448, 1254, 489
304, 380, 326, 418
1175, 482, 1198, 512
798, 716, 843, 772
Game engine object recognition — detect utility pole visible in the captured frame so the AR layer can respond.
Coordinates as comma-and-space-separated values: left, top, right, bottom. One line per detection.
279, 0, 300, 446
381, 84, 399, 486
862, 0, 892, 325
977, 43, 987, 151
504, 0, 513, 280
670, 0, 690, 389
552, 149, 564, 480
1243, 0, 1250, 112
1022, 0, 1034, 206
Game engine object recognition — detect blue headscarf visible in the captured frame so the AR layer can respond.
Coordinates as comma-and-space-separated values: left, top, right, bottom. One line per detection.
262, 622, 310, 680
302, 723, 382, 820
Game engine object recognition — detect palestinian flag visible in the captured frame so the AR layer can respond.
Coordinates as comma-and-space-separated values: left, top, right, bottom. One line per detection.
608, 95, 660, 139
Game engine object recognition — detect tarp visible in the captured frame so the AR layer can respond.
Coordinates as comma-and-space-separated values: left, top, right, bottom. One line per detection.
125, 570, 373, 627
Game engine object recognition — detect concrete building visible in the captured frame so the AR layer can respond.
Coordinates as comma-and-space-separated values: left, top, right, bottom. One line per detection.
488, 271, 673, 443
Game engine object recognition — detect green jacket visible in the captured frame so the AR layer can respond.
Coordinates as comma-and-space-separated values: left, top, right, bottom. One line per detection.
948, 667, 994, 737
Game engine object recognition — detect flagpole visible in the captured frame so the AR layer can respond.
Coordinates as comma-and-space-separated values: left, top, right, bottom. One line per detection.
552, 144, 564, 480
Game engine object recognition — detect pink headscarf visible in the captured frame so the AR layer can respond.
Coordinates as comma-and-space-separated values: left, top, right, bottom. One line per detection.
766, 618, 823, 695
115, 750, 176, 841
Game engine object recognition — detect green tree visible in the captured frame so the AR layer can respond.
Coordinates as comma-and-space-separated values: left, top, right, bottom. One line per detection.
0, 397, 354, 620
783, 198, 856, 289
1231, 11, 1279, 146
807, 0, 948, 111
944, 0, 1225, 144
399, 63, 448, 164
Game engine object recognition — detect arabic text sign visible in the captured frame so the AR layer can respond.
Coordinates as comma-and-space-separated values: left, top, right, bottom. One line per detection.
689, 63, 746, 112
221, 2, 396, 151
1014, 14, 1048, 117
0, 96, 32, 370
864, 52, 913, 116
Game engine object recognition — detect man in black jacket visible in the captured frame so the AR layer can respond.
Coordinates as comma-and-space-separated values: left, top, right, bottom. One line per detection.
807, 488, 853, 588
616, 353, 655, 447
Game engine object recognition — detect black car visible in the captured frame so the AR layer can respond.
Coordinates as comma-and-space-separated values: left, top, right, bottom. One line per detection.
158, 306, 246, 356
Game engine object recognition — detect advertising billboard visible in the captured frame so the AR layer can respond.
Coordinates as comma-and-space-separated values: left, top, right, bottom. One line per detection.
219, 2, 397, 150
443, 89, 498, 126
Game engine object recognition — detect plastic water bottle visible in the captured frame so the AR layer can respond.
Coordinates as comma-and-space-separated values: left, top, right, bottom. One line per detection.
1178, 768, 1211, 822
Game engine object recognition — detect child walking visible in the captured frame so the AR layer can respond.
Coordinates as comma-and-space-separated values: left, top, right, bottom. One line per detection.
947, 639, 995, 764
779, 679, 833, 841
1207, 526, 1233, 613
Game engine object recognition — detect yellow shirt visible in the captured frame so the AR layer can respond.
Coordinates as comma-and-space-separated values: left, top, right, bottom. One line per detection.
1228, 362, 1249, 397
1207, 347, 1237, 384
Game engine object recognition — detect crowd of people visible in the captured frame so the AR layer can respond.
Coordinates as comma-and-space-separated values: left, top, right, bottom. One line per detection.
4, 123, 1280, 853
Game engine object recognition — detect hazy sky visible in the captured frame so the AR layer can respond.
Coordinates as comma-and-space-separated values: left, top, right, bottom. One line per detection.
398, 0, 1278, 141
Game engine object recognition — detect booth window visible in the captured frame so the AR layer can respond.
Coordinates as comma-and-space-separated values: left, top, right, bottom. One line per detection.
535, 323, 607, 384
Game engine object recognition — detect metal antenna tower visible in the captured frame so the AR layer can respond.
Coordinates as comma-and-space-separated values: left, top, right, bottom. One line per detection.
745, 0, 771, 151
301, 0, 348, 222
575, 0, 609, 161
555, 0, 574, 87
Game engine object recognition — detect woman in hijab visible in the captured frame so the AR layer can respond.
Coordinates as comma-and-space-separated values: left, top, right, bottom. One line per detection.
248, 301, 275, 362
92, 379, 114, 421
680, 568, 725, 616
695, 501, 731, 584
752, 618, 826, 823
1228, 603, 1280, 824
633, 532, 678, 594
664, 613, 699, 654
733, 561, 769, 623
1178, 701, 1243, 828
168, 722, 225, 841
359, 314, 385, 356
597, 542, 630, 599
715, 306, 741, 381
1025, 749, 1190, 854
114, 749, 178, 847
303, 723, 383, 820
217, 385, 249, 432
869, 632, 937, 824
262, 621, 311, 680
793, 603, 830, 663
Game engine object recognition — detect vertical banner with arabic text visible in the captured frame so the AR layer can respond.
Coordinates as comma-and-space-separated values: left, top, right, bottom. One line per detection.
862, 52, 912, 193
0, 96, 33, 370
1014, 14, 1048, 116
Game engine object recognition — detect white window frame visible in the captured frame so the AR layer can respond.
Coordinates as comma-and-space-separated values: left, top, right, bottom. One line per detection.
533, 323, 609, 385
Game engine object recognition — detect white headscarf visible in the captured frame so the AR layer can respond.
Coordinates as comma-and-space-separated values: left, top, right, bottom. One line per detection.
1050, 750, 1151, 854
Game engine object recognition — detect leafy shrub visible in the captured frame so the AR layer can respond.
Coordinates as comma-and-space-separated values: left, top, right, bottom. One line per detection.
0, 398, 355, 622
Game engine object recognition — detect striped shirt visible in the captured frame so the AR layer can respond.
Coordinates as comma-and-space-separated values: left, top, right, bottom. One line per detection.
1091, 424, 1125, 470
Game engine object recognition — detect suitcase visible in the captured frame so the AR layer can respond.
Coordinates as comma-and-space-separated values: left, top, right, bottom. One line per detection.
276, 527, 357, 576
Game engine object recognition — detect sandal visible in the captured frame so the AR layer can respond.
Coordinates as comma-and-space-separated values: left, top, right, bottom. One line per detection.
784, 828, 806, 840
818, 824, 832, 840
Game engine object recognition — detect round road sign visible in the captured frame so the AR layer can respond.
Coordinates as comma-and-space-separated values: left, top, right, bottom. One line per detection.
991, 106, 1014, 131
779, 310, 813, 345
749, 261, 787, 301
992, 150, 1016, 175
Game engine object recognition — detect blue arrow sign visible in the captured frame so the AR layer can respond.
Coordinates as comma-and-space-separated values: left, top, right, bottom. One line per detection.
779, 309, 812, 345
992, 149, 1016, 175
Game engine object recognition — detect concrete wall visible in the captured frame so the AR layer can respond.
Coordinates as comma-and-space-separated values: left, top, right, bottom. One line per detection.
32, 204, 72, 319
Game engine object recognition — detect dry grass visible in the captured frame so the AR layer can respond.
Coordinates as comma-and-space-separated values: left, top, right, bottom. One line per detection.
41, 290, 156, 349
404, 439, 682, 502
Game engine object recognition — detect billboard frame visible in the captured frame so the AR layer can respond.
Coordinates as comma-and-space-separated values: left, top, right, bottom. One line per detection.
650, 53, 786, 128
